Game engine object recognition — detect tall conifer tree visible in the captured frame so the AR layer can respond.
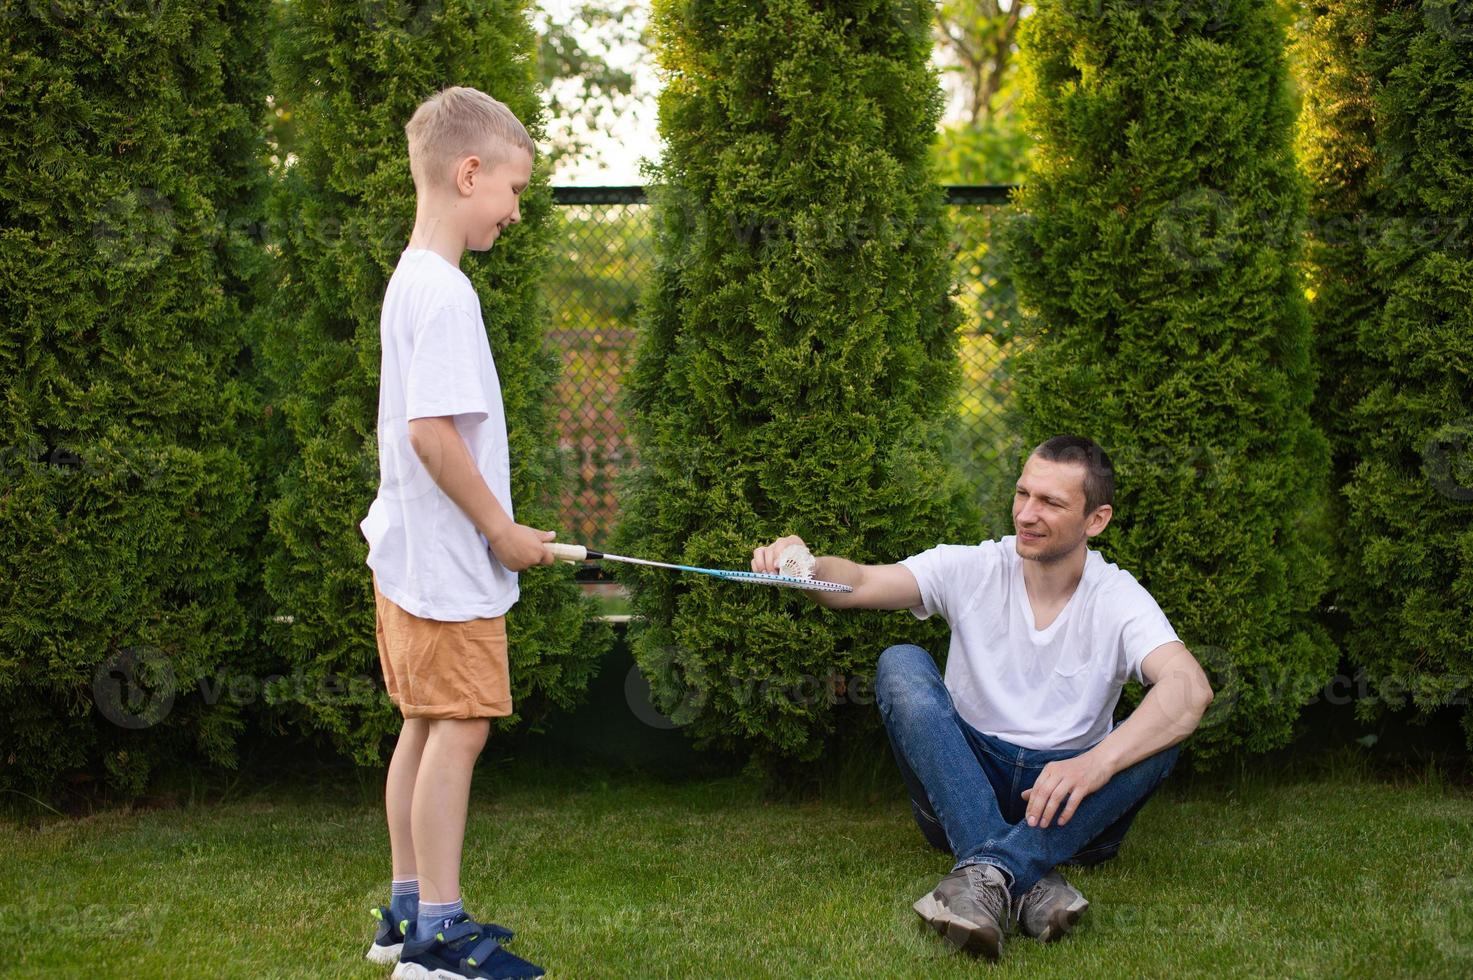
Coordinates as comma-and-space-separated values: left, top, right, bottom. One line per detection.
1338, 1, 1473, 740
620, 0, 973, 764
0, 0, 272, 793
1009, 0, 1336, 758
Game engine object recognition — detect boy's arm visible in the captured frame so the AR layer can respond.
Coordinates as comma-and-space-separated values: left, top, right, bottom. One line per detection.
751, 535, 921, 611
407, 416, 554, 572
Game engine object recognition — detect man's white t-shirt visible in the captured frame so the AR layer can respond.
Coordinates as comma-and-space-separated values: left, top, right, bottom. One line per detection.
899, 536, 1179, 751
359, 249, 518, 622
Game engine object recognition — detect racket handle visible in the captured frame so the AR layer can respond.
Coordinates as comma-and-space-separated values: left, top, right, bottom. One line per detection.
545, 542, 589, 563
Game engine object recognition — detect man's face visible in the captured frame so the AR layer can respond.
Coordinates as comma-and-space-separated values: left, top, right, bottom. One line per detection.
1011, 455, 1107, 563
467, 147, 532, 251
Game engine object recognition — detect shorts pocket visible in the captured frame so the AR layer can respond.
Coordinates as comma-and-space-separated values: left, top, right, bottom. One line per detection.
461, 617, 507, 642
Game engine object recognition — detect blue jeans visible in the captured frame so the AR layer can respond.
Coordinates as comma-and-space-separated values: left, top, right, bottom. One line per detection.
875, 644, 1178, 897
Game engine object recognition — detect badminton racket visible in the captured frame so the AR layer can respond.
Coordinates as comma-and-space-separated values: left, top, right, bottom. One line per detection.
546, 543, 853, 594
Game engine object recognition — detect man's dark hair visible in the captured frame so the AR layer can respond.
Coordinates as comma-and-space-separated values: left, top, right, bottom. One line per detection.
1030, 435, 1115, 514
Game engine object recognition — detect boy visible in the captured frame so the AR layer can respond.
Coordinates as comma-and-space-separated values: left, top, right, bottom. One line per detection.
358, 86, 552, 980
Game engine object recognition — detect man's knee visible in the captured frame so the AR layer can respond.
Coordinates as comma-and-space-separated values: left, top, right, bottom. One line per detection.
875, 644, 946, 720
1143, 743, 1181, 785
1065, 743, 1180, 866
1100, 742, 1179, 816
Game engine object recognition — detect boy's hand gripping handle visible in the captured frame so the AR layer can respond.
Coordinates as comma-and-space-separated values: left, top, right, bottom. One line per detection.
545, 542, 590, 563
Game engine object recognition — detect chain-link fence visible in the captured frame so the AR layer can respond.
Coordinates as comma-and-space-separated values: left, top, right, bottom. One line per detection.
546, 186, 1022, 544
946, 186, 1026, 535
545, 188, 649, 545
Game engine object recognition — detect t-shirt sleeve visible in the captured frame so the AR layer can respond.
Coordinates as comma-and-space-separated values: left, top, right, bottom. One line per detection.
405, 305, 489, 422
899, 542, 998, 625
1116, 581, 1181, 684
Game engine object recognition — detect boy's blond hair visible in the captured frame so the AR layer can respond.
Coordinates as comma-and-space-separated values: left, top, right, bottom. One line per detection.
405, 86, 534, 191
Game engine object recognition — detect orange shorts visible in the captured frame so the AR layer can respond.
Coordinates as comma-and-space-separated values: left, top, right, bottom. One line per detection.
373, 578, 512, 720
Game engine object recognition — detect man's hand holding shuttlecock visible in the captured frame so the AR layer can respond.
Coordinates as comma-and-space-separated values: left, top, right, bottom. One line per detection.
752, 535, 816, 580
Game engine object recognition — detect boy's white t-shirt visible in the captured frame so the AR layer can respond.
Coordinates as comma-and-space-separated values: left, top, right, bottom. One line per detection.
899, 536, 1180, 751
359, 249, 518, 622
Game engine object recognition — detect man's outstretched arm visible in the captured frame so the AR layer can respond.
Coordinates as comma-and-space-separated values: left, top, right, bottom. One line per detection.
751, 535, 921, 611
1021, 641, 1213, 829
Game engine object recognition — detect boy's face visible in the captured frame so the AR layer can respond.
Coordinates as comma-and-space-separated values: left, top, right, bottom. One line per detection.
464, 147, 532, 251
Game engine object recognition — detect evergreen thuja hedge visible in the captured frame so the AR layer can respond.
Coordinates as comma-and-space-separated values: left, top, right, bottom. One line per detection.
1007, 0, 1336, 760
263, 0, 608, 763
618, 0, 974, 766
0, 1, 271, 795
1295, 0, 1381, 506
1340, 1, 1473, 741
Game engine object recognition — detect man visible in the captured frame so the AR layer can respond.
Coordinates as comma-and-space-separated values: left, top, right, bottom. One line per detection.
752, 435, 1214, 962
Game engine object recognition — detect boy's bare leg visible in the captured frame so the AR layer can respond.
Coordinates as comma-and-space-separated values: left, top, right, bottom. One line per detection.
387, 717, 431, 879
412, 717, 491, 903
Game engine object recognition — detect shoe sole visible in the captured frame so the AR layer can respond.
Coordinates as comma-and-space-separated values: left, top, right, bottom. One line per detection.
392, 961, 544, 980
367, 942, 402, 965
1035, 895, 1089, 943
913, 893, 1002, 961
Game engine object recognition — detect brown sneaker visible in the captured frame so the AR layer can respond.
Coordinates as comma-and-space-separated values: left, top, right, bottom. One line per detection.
912, 863, 1011, 960
1016, 870, 1089, 942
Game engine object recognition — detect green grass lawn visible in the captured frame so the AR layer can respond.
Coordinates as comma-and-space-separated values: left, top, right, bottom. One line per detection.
7, 760, 1473, 978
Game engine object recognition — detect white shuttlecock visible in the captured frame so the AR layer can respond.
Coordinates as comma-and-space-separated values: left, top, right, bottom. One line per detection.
777, 543, 816, 580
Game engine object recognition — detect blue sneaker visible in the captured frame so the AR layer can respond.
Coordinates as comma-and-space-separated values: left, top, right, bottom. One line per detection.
367, 906, 408, 965
369, 907, 513, 967
392, 913, 541, 980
